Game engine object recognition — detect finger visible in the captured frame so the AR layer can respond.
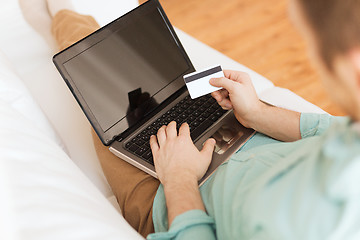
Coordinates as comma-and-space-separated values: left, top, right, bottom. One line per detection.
223, 70, 249, 83
219, 88, 229, 99
212, 89, 231, 109
219, 100, 234, 110
209, 77, 236, 93
211, 89, 229, 102
150, 135, 159, 153
157, 125, 167, 146
201, 138, 216, 158
166, 121, 177, 139
178, 122, 190, 137
217, 99, 233, 110
211, 91, 223, 102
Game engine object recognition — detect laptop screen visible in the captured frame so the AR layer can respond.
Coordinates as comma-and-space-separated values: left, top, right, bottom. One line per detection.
61, 2, 193, 143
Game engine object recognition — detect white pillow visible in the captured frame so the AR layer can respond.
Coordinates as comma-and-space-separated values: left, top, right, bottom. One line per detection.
0, 50, 65, 150
1, 0, 114, 196
0, 100, 143, 240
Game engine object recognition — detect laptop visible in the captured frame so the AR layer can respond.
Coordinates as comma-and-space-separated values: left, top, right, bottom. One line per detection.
53, 0, 255, 185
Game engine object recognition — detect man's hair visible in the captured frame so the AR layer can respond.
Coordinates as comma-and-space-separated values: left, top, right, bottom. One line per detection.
298, 0, 360, 69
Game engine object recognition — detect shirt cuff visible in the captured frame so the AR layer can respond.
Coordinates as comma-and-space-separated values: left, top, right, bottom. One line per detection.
300, 113, 333, 138
147, 210, 215, 240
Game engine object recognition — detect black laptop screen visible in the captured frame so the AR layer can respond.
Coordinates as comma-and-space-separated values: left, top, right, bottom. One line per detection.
63, 7, 190, 132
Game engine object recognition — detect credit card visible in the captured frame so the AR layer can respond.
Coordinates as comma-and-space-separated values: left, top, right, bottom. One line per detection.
183, 65, 224, 99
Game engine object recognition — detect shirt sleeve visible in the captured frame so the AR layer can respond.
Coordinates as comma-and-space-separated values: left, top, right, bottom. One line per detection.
147, 210, 216, 240
300, 113, 334, 138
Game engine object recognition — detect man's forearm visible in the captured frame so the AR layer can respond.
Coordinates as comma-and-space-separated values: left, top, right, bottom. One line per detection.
247, 102, 301, 142
163, 175, 205, 226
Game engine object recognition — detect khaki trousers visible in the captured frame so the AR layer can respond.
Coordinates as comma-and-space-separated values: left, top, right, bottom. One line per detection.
52, 10, 160, 238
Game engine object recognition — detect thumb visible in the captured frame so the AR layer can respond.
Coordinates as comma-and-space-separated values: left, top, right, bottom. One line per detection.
201, 138, 216, 158
209, 77, 235, 93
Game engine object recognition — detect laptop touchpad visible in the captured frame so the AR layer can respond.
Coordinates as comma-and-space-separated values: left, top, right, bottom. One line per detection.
210, 124, 244, 154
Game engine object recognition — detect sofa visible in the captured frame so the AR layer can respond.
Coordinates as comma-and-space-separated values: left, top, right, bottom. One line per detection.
0, 0, 325, 239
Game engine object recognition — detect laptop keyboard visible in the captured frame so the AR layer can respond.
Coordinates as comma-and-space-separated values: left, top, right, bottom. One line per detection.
123, 94, 227, 165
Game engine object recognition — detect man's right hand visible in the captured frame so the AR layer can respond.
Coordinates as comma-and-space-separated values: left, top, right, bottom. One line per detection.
210, 70, 301, 142
209, 70, 263, 128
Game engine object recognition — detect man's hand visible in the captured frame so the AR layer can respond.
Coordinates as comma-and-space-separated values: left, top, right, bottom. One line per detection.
150, 121, 216, 226
150, 121, 216, 185
210, 70, 263, 128
210, 70, 301, 142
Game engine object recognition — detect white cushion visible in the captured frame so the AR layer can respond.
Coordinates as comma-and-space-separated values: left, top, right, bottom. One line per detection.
0, 99, 143, 240
259, 87, 327, 114
0, 50, 65, 149
0, 0, 116, 197
72, 0, 140, 27
0, 162, 17, 240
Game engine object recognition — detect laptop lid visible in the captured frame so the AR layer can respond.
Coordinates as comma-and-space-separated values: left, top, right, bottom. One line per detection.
53, 0, 195, 146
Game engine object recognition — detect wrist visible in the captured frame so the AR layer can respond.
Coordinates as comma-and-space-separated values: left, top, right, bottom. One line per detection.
239, 100, 267, 129
162, 172, 204, 226
162, 171, 198, 188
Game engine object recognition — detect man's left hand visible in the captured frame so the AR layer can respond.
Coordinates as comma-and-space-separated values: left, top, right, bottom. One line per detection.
150, 121, 216, 186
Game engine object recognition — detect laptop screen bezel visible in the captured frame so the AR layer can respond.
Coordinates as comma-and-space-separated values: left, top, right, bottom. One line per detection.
53, 0, 195, 146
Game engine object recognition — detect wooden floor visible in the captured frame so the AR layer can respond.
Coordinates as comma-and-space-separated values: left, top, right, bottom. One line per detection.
140, 0, 345, 116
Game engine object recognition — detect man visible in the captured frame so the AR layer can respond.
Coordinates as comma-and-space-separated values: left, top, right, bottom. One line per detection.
27, 0, 360, 239
148, 0, 360, 239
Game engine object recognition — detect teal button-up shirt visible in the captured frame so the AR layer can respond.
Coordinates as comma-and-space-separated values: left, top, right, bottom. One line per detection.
148, 113, 360, 239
